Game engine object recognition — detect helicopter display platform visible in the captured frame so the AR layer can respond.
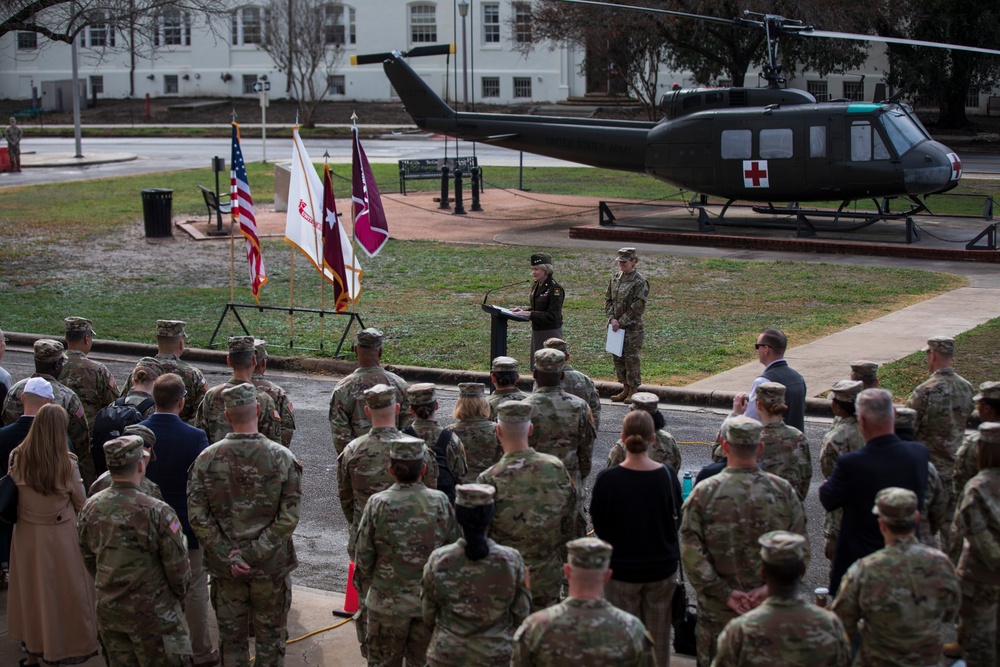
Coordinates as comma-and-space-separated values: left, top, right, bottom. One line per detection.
571, 198, 999, 263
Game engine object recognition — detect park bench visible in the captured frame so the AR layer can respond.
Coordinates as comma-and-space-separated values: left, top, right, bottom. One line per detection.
198, 185, 231, 224
398, 156, 482, 195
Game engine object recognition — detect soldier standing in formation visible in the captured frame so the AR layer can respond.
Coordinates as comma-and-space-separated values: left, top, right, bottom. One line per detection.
906, 335, 974, 554
894, 407, 948, 549
89, 424, 163, 500
60, 316, 118, 427
753, 382, 812, 502
511, 537, 656, 667
250, 339, 296, 447
542, 338, 601, 430
450, 382, 500, 482
487, 356, 527, 420
196, 336, 282, 445
404, 383, 468, 503
832, 487, 960, 667
329, 328, 413, 454
819, 380, 865, 560
123, 320, 207, 425
681, 415, 807, 667
954, 381, 1000, 501
477, 400, 579, 611
607, 391, 681, 470
118, 357, 161, 417
188, 383, 302, 667
510, 252, 564, 366
950, 422, 1000, 667
850, 360, 880, 389
2, 338, 95, 488
78, 435, 192, 666
355, 436, 459, 667
713, 531, 849, 667
422, 483, 531, 667
605, 247, 649, 403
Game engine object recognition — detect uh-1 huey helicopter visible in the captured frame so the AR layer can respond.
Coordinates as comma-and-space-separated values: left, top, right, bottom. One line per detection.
353, 0, 1000, 228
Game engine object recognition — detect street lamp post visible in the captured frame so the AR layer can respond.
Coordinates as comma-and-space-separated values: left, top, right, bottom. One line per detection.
458, 0, 469, 109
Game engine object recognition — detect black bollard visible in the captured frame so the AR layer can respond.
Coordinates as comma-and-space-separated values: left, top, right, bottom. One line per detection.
439, 165, 451, 209
453, 170, 467, 215
470, 167, 483, 212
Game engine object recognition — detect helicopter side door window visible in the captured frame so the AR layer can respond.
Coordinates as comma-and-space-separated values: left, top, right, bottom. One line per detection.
759, 129, 793, 158
721, 129, 752, 159
850, 121, 891, 161
809, 126, 826, 158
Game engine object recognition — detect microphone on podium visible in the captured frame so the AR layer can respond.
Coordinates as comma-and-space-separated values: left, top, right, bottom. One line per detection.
482, 279, 530, 306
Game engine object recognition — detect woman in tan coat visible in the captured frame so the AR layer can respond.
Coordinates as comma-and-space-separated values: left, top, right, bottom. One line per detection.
7, 403, 99, 665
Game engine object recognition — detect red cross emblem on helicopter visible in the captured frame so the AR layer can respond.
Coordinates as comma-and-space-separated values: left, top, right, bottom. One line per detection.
946, 152, 963, 181
743, 160, 769, 188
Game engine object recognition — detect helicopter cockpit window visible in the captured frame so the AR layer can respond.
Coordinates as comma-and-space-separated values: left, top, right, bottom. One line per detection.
809, 126, 826, 158
721, 129, 752, 159
881, 110, 926, 156
850, 121, 889, 161
759, 129, 793, 158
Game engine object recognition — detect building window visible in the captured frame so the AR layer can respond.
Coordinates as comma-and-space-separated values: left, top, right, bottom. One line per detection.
232, 7, 264, 45
842, 81, 864, 101
513, 76, 532, 98
156, 10, 191, 47
324, 5, 355, 46
967, 90, 981, 108
90, 75, 104, 96
513, 2, 531, 44
806, 80, 828, 102
164, 74, 179, 94
243, 75, 259, 94
482, 76, 500, 98
17, 32, 38, 50
482, 3, 500, 44
86, 13, 115, 48
409, 3, 437, 44
328, 74, 346, 95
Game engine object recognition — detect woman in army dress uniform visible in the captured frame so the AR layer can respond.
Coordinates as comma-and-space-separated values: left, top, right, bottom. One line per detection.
511, 252, 564, 367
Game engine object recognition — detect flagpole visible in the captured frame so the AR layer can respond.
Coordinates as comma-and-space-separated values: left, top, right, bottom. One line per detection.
350, 113, 359, 300
229, 115, 238, 331
320, 154, 330, 350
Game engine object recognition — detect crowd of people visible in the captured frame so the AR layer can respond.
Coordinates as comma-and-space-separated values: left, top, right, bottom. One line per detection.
0, 296, 997, 667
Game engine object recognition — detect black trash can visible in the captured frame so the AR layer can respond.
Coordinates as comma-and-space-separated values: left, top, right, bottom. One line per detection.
141, 188, 173, 238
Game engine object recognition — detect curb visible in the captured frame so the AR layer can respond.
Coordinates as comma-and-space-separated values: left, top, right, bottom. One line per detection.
6, 331, 835, 418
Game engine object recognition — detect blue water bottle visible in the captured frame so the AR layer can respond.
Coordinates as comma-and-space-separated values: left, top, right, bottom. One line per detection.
682, 472, 693, 501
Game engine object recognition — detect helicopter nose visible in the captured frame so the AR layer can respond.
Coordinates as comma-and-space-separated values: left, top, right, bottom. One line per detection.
903, 142, 961, 195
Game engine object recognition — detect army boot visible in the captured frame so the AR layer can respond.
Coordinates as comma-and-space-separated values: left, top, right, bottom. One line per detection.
622, 385, 638, 404
942, 643, 963, 658
610, 385, 629, 402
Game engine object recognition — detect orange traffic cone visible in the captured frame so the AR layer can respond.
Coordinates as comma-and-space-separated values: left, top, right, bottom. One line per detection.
333, 561, 359, 618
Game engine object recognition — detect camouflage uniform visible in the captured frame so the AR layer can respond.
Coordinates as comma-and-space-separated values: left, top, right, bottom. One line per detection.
477, 447, 579, 610
77, 436, 192, 666
251, 375, 295, 447
452, 416, 500, 482
60, 350, 119, 427
511, 537, 655, 667
819, 413, 864, 560
758, 421, 812, 502
604, 248, 649, 392
955, 429, 981, 501
421, 484, 531, 667
832, 487, 961, 667
406, 386, 468, 488
608, 430, 681, 469
951, 423, 1000, 667
329, 366, 413, 454
195, 377, 283, 445
680, 417, 807, 667
122, 321, 207, 425
355, 437, 460, 667
90, 471, 163, 500
187, 384, 302, 667
540, 338, 602, 430
488, 388, 528, 421
920, 462, 948, 549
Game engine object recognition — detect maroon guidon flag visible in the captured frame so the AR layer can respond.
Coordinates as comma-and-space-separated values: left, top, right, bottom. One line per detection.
351, 125, 389, 257
322, 164, 353, 311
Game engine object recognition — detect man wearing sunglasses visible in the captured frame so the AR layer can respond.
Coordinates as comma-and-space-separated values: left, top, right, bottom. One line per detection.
733, 329, 807, 432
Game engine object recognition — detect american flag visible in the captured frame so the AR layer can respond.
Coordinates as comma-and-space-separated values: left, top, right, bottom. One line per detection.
231, 122, 267, 301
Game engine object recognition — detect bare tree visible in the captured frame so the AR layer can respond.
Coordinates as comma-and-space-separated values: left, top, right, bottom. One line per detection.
259, 0, 345, 128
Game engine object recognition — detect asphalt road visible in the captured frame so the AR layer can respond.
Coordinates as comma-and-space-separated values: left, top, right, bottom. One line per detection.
2, 344, 837, 598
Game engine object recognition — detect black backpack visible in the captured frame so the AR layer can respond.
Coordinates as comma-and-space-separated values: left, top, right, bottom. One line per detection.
90, 397, 154, 476
403, 426, 457, 504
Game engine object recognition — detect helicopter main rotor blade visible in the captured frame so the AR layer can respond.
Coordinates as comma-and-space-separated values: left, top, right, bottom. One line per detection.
800, 29, 1000, 57
556, 0, 736, 28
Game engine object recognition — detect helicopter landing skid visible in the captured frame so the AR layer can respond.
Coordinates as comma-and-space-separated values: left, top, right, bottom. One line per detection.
750, 197, 928, 231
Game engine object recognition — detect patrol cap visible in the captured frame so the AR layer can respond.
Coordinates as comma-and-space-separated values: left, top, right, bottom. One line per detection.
922, 336, 955, 355
23, 377, 54, 400
455, 483, 495, 508
894, 407, 917, 431
389, 435, 427, 461
496, 400, 533, 423
459, 382, 485, 398
124, 424, 157, 462
543, 337, 568, 355
254, 338, 268, 360
722, 416, 763, 447
850, 361, 879, 381
408, 383, 436, 406
534, 348, 565, 373
227, 335, 256, 355
364, 384, 397, 410
134, 356, 164, 375
64, 317, 95, 336
222, 382, 257, 409
872, 487, 918, 525
103, 435, 145, 468
491, 356, 519, 372
629, 392, 660, 413
974, 381, 1000, 402
567, 537, 613, 570
830, 379, 864, 402
34, 339, 66, 363
355, 328, 384, 349
156, 320, 188, 339
758, 530, 807, 565
755, 382, 786, 404
530, 252, 552, 266
616, 247, 638, 262
979, 421, 1000, 446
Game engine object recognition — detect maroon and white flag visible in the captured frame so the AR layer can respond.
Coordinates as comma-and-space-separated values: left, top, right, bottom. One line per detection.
351, 126, 389, 257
